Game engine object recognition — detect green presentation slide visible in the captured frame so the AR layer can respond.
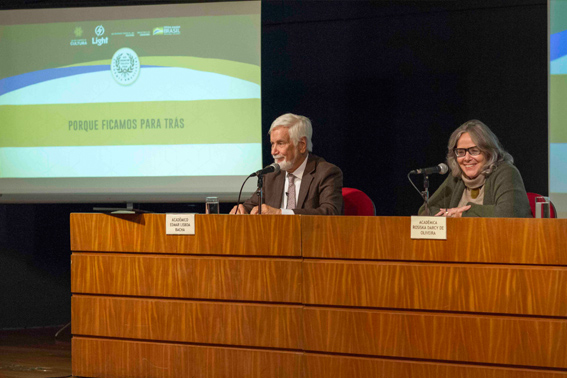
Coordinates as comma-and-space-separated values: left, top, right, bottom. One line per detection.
0, 2, 262, 183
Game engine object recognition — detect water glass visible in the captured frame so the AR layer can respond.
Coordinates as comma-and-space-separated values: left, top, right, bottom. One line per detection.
535, 196, 550, 218
205, 197, 219, 214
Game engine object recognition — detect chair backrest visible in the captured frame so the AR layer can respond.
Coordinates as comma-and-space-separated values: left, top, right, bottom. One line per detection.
342, 187, 376, 216
526, 192, 557, 218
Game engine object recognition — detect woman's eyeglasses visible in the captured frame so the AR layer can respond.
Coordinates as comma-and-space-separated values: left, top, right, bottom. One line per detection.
454, 146, 481, 157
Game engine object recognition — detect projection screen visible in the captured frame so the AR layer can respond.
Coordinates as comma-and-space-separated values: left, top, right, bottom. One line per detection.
0, 1, 261, 203
550, 0, 567, 217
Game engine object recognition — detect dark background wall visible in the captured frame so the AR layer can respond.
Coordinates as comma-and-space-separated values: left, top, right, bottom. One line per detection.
0, 0, 548, 328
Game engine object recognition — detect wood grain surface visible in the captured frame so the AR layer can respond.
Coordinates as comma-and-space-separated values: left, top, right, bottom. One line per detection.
303, 307, 567, 368
71, 253, 302, 303
70, 214, 567, 377
71, 338, 567, 378
304, 354, 567, 378
72, 337, 303, 378
302, 216, 567, 264
303, 260, 567, 316
72, 295, 304, 350
70, 213, 301, 256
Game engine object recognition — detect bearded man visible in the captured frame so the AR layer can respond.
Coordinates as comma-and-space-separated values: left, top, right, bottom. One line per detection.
230, 113, 343, 215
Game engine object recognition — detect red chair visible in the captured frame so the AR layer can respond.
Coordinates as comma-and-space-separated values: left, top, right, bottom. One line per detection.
342, 187, 376, 216
526, 192, 557, 218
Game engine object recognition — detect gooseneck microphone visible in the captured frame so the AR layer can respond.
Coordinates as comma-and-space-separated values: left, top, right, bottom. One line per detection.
409, 163, 449, 175
251, 163, 281, 177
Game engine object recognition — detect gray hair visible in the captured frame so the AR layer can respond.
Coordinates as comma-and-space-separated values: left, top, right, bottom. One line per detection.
446, 119, 513, 177
268, 113, 313, 152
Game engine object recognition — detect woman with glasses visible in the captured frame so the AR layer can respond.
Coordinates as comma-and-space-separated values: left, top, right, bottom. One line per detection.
419, 119, 531, 218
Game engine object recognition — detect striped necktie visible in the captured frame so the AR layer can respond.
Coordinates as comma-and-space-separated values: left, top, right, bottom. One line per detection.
286, 174, 296, 209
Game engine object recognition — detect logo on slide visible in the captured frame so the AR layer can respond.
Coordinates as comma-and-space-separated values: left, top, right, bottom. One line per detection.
70, 26, 87, 46
111, 48, 140, 86
93, 25, 108, 46
164, 26, 181, 35
152, 26, 180, 36
95, 25, 105, 37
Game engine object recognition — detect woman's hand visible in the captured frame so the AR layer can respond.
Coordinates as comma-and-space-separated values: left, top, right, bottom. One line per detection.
435, 205, 471, 218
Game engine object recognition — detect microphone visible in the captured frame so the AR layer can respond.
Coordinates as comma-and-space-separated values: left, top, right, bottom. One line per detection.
410, 163, 449, 175
251, 163, 281, 177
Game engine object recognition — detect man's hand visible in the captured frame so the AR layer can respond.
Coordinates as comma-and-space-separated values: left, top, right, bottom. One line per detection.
250, 204, 282, 215
229, 204, 249, 214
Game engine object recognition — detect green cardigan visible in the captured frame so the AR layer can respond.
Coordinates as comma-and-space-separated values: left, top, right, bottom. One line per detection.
418, 161, 532, 218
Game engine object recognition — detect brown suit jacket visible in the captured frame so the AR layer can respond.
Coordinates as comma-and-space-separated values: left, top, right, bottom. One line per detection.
242, 154, 343, 215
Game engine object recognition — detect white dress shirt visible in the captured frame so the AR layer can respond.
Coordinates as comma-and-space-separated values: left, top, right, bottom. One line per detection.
280, 154, 308, 214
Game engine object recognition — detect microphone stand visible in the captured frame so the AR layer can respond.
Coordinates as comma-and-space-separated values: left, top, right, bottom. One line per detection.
256, 174, 264, 214
421, 174, 430, 216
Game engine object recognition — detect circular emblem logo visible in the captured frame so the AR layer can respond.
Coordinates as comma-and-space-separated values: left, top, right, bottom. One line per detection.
111, 48, 140, 86
95, 25, 105, 36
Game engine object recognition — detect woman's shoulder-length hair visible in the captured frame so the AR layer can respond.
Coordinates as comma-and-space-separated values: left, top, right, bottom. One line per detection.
446, 119, 513, 177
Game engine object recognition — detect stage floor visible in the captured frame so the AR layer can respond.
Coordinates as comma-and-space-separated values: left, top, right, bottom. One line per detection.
0, 326, 73, 378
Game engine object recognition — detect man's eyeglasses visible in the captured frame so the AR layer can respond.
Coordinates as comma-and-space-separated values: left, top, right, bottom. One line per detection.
454, 146, 481, 157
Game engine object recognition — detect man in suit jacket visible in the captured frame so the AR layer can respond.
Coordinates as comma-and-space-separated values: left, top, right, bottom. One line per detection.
231, 113, 343, 215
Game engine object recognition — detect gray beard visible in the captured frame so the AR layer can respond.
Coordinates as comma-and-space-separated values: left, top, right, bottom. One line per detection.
274, 157, 294, 172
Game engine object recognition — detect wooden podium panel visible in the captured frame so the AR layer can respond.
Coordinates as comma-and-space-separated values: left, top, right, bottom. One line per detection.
73, 337, 304, 378
71, 214, 567, 377
72, 295, 304, 350
302, 216, 567, 264
303, 308, 567, 368
72, 254, 302, 303
304, 354, 567, 378
70, 213, 301, 256
303, 260, 567, 316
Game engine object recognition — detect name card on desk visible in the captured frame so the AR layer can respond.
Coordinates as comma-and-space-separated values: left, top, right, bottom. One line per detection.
410, 216, 447, 240
166, 214, 195, 235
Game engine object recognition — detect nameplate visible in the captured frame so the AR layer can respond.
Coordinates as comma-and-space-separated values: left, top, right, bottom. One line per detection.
410, 216, 447, 240
166, 213, 195, 235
